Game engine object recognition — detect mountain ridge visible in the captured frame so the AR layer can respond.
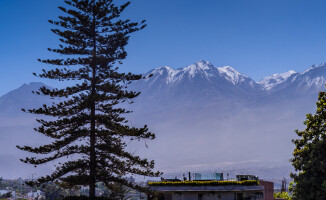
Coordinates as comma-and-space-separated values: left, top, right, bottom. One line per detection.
1, 61, 326, 178
140, 60, 326, 95
143, 60, 257, 88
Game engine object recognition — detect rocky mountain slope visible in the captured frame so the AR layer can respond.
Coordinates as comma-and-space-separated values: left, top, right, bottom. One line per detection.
1, 61, 326, 178
127, 61, 326, 174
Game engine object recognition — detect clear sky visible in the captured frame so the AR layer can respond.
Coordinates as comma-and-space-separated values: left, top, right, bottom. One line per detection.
1, 0, 326, 95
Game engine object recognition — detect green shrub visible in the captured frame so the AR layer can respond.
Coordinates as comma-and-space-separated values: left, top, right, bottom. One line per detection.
274, 192, 292, 200
62, 196, 110, 200
148, 180, 259, 187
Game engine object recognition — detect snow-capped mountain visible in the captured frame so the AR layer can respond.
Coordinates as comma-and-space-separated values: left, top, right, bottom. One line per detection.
299, 63, 326, 89
3, 61, 326, 178
217, 65, 256, 87
133, 61, 261, 104
258, 70, 297, 90
137, 61, 326, 96
143, 60, 258, 88
266, 63, 326, 95
127, 61, 324, 175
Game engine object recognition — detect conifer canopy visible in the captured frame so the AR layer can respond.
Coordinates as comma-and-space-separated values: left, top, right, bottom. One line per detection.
291, 91, 326, 199
17, 0, 160, 198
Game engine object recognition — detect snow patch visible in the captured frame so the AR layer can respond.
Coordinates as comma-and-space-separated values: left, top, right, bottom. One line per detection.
145, 61, 257, 88
182, 60, 213, 78
217, 66, 249, 85
259, 70, 297, 90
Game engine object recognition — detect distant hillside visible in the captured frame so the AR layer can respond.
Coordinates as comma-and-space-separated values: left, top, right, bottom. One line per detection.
1, 62, 326, 178
0, 82, 53, 178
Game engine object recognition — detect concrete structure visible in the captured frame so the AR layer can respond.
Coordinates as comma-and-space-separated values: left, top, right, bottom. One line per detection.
148, 185, 265, 200
148, 173, 276, 200
259, 181, 274, 200
148, 177, 275, 200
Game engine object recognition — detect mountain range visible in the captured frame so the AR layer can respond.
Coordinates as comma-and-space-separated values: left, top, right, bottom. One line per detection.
133, 60, 326, 96
1, 61, 326, 179
126, 61, 326, 177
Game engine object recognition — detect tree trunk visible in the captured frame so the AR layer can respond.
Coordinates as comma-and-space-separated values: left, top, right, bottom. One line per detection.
89, 68, 96, 199
89, 12, 97, 200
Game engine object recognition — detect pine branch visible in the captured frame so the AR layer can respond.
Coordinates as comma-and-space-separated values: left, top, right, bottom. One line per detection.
19, 0, 159, 196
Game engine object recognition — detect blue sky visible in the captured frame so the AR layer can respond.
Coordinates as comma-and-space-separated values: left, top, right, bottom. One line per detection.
1, 0, 326, 95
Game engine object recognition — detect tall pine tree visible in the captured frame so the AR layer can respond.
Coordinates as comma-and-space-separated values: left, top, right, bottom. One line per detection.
17, 0, 160, 198
290, 91, 326, 199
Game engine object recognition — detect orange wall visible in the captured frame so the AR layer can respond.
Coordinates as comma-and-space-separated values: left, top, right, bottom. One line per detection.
260, 180, 274, 200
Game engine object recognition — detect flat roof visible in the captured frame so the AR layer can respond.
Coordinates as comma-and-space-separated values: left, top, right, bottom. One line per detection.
149, 185, 264, 192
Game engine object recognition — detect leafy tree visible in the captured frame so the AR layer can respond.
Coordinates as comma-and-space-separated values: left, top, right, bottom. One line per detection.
17, 0, 160, 199
291, 91, 326, 199
274, 192, 292, 200
0, 191, 12, 199
107, 183, 131, 200
97, 178, 133, 199
41, 182, 68, 200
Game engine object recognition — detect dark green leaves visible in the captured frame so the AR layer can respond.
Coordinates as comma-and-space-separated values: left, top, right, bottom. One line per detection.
291, 91, 326, 199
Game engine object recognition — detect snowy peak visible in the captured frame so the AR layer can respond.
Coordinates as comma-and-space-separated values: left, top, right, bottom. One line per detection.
288, 70, 297, 74
217, 66, 251, 85
259, 70, 297, 90
181, 60, 216, 78
185, 60, 214, 71
143, 61, 326, 93
145, 61, 218, 84
302, 63, 326, 75
292, 63, 326, 89
148, 66, 177, 77
259, 63, 326, 92
150, 66, 173, 74
144, 66, 178, 85
144, 61, 257, 89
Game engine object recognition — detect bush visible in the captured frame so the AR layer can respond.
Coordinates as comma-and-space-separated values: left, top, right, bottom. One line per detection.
62, 196, 110, 200
274, 192, 292, 200
0, 192, 12, 199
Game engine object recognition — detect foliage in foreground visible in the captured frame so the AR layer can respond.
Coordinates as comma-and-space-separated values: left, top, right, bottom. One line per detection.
0, 192, 12, 199
17, 0, 160, 199
62, 196, 111, 200
148, 180, 259, 187
274, 192, 292, 200
290, 91, 326, 199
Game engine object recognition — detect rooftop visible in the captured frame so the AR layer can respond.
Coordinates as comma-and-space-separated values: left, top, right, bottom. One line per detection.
148, 180, 259, 187
148, 180, 263, 193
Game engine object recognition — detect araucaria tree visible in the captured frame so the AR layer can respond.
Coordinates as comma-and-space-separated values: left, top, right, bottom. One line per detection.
17, 0, 160, 198
291, 91, 326, 199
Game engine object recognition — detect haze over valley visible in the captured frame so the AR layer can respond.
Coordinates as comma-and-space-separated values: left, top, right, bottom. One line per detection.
1, 60, 326, 179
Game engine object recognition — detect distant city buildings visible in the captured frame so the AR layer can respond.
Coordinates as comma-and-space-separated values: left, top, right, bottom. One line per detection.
27, 190, 43, 199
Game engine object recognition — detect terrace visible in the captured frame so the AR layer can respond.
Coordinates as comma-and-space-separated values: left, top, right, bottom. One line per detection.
147, 174, 270, 200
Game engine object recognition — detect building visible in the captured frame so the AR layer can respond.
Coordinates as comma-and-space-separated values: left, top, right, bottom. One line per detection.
27, 190, 43, 199
259, 181, 274, 200
148, 174, 275, 200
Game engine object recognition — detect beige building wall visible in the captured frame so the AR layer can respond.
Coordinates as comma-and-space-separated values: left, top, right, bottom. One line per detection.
171, 192, 234, 200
